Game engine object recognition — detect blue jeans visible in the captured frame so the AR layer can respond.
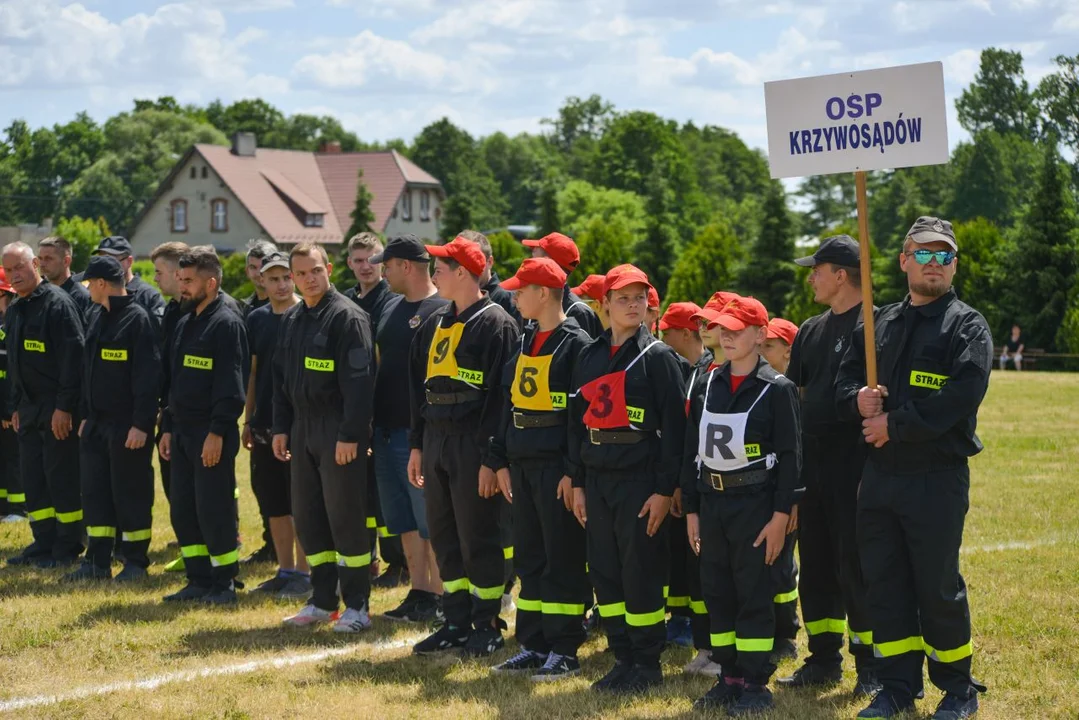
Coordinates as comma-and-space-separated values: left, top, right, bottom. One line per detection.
373, 427, 428, 539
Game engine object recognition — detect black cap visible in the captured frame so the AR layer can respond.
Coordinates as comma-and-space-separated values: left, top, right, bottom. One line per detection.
370, 234, 429, 264
260, 251, 290, 273
94, 235, 133, 257
795, 235, 860, 268
907, 216, 957, 252
82, 255, 125, 283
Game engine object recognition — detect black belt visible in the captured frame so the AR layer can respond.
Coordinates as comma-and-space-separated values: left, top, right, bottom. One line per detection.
513, 411, 563, 429
588, 428, 646, 445
705, 468, 773, 492
425, 389, 484, 405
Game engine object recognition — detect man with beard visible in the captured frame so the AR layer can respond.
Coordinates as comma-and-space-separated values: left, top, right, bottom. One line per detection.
37, 236, 91, 318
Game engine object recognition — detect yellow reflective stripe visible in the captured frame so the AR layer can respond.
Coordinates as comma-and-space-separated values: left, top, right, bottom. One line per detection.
29, 507, 55, 521
86, 526, 116, 538
736, 637, 775, 652
304, 357, 335, 372
377, 526, 393, 538
874, 636, 923, 658
337, 552, 372, 568
0, 489, 6, 499
56, 509, 83, 523
773, 588, 799, 604
210, 550, 239, 567
711, 631, 736, 647
181, 544, 209, 558
306, 550, 337, 567
183, 355, 213, 370
8, 493, 25, 503
122, 529, 152, 542
542, 602, 586, 616
625, 608, 665, 627
667, 595, 690, 608
924, 640, 973, 663
847, 622, 873, 646
233, 486, 240, 500
597, 602, 625, 618
365, 516, 377, 529
517, 597, 542, 612
689, 599, 708, 615
443, 577, 470, 594
663, 584, 670, 599
503, 546, 514, 560
471, 583, 505, 601
805, 618, 847, 636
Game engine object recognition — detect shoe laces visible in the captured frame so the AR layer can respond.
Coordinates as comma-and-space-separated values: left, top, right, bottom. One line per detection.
505, 649, 540, 665
936, 693, 972, 712
540, 652, 568, 670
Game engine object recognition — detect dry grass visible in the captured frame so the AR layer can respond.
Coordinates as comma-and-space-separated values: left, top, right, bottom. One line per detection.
1, 371, 1077, 719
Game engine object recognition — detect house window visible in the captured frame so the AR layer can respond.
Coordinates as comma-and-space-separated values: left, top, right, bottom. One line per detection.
211, 199, 228, 232
171, 199, 188, 233
401, 191, 412, 221
420, 190, 430, 221
189, 166, 196, 179
201, 166, 208, 179
304, 213, 325, 227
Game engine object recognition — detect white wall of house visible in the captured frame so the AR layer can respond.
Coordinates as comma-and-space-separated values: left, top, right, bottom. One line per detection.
383, 186, 442, 241
130, 153, 268, 257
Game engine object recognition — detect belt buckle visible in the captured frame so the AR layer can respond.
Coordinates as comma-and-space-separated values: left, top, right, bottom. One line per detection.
513, 412, 525, 430
589, 428, 600, 445
710, 472, 725, 492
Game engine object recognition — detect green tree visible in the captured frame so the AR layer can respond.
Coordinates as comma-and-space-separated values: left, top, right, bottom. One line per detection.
797, 174, 856, 237
481, 132, 562, 224
574, 214, 637, 280
679, 123, 771, 209
542, 94, 614, 178
955, 47, 1039, 139
1035, 54, 1079, 156
487, 230, 526, 280
635, 171, 680, 296
344, 168, 376, 240
555, 179, 648, 239
666, 221, 745, 305
949, 131, 1038, 229
220, 252, 252, 298
54, 215, 110, 271
203, 99, 286, 143
951, 218, 1006, 332
740, 181, 796, 315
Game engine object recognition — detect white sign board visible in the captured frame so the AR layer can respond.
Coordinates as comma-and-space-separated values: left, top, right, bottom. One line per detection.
764, 61, 949, 179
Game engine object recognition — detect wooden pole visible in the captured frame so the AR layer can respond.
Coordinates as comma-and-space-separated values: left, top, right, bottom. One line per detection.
855, 170, 878, 387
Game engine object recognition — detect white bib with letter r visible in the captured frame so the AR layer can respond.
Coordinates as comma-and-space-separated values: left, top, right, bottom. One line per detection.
697, 370, 772, 473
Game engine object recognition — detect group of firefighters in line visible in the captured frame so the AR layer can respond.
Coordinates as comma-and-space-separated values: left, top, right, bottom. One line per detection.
0, 215, 991, 719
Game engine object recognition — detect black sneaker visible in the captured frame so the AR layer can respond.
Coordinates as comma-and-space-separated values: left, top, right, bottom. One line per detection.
592, 660, 632, 692
35, 554, 81, 569
778, 662, 843, 688
253, 572, 291, 593
115, 565, 149, 583
384, 590, 420, 622
531, 652, 581, 682
202, 582, 239, 605
693, 678, 744, 711
770, 638, 799, 664
242, 545, 275, 564
163, 583, 212, 602
491, 648, 547, 674
372, 564, 409, 589
60, 561, 112, 582
462, 624, 504, 658
853, 670, 884, 699
857, 689, 916, 718
931, 692, 979, 720
728, 684, 775, 716
608, 664, 662, 695
413, 624, 470, 655
7, 544, 50, 566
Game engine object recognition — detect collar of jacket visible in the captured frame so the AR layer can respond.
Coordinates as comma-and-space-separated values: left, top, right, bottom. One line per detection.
356, 278, 389, 306
191, 293, 226, 318
522, 316, 582, 350
300, 286, 339, 315
692, 348, 714, 372
714, 355, 778, 385
60, 276, 79, 292
448, 294, 492, 323
104, 294, 136, 314
599, 323, 653, 354
23, 280, 50, 302
902, 288, 956, 318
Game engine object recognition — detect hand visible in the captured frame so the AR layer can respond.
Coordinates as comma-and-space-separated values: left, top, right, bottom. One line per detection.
51, 409, 73, 440
1, 418, 10, 430
556, 475, 574, 513
408, 449, 424, 488
686, 513, 701, 556
335, 441, 358, 465
862, 413, 890, 448
10, 411, 18, 433
241, 423, 253, 450
754, 511, 790, 565
495, 468, 513, 503
125, 427, 148, 450
856, 385, 889, 418
786, 504, 799, 535
78, 419, 86, 438
158, 432, 172, 461
201, 432, 223, 468
478, 465, 498, 499
638, 493, 672, 537
670, 488, 683, 518
272, 434, 290, 462
572, 487, 587, 528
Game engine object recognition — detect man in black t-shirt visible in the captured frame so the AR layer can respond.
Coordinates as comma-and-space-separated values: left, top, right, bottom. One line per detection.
999, 324, 1023, 371
369, 235, 448, 621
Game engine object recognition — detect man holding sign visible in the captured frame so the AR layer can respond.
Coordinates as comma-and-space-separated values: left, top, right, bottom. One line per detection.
837, 217, 991, 720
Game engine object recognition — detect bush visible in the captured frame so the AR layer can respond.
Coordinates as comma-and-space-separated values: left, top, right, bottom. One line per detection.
130, 260, 160, 292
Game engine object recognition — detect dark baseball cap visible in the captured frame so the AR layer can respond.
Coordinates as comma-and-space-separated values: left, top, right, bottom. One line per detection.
82, 255, 125, 283
370, 234, 430, 264
907, 216, 957, 251
260, 251, 290, 273
795, 235, 860, 268
93, 235, 133, 257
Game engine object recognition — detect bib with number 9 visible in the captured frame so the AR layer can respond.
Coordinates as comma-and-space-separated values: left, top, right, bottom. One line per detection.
426, 322, 465, 380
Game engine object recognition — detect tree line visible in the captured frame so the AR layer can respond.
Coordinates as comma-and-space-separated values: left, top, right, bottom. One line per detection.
1, 48, 1077, 352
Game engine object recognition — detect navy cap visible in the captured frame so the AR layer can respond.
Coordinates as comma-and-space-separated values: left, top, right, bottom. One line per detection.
370, 234, 429, 264
94, 235, 133, 257
907, 216, 957, 252
82, 255, 125, 283
795, 235, 860, 268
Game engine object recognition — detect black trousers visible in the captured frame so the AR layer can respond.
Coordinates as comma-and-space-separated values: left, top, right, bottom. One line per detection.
169, 424, 239, 588
772, 532, 800, 641
291, 415, 371, 611
501, 495, 515, 588
587, 470, 668, 668
365, 452, 406, 568
422, 429, 503, 628
511, 461, 589, 657
0, 425, 23, 516
19, 419, 82, 559
668, 514, 711, 650
858, 461, 978, 700
80, 421, 154, 569
700, 489, 777, 685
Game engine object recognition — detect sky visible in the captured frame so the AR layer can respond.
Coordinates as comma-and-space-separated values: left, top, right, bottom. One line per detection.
0, 0, 1074, 156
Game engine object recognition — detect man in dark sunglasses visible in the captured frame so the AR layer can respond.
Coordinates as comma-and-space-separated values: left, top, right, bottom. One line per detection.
835, 216, 993, 720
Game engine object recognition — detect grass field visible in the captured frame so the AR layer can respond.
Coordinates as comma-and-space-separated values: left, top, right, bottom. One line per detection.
1, 372, 1077, 719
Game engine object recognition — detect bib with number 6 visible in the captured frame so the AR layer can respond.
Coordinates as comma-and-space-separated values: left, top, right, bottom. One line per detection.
511, 353, 556, 411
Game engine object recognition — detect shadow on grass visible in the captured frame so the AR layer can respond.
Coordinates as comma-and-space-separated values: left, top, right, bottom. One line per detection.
167, 618, 416, 659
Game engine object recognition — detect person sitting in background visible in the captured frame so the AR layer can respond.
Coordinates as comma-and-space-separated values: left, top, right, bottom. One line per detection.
999, 325, 1023, 371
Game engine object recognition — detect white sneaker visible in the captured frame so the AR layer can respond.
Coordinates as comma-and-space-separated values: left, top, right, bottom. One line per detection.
684, 649, 723, 677
333, 605, 372, 633
1, 514, 27, 523
283, 604, 333, 628
501, 593, 516, 615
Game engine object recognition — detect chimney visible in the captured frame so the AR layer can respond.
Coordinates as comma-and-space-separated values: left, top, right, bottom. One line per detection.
231, 131, 257, 157
319, 140, 342, 153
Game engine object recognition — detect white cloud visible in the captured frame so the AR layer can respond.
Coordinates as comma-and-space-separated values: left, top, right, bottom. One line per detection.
943, 48, 982, 85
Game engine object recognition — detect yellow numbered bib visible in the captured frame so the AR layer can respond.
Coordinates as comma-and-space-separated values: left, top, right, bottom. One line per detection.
426, 322, 465, 381
511, 353, 556, 411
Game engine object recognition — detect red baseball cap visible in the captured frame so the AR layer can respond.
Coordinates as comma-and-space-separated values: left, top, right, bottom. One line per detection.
603, 264, 653, 295
647, 287, 660, 309
714, 296, 769, 331
0, 268, 11, 294
659, 302, 702, 331
766, 318, 799, 345
571, 274, 605, 302
500, 257, 567, 291
425, 236, 487, 277
691, 291, 741, 326
522, 232, 580, 272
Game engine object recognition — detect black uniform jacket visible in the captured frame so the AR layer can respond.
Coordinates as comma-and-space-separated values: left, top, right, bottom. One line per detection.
5, 281, 84, 424
408, 295, 518, 456
488, 317, 591, 471
59, 276, 93, 319
347, 278, 397, 334
128, 275, 166, 328
680, 357, 803, 516
566, 324, 687, 496
272, 287, 374, 444
81, 295, 161, 433
0, 319, 11, 419
678, 348, 715, 387
836, 289, 993, 473
161, 295, 249, 436
563, 287, 603, 339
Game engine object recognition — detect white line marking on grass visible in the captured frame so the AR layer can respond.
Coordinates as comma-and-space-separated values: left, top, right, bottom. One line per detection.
961, 538, 1060, 554
0, 635, 421, 714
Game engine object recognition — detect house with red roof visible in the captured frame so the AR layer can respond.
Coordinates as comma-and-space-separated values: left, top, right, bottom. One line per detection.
129, 132, 444, 256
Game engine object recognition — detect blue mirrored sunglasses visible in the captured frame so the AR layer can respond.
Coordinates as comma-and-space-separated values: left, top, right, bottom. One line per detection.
906, 249, 956, 266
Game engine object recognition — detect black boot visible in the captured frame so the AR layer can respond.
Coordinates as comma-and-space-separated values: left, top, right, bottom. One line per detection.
778, 661, 843, 688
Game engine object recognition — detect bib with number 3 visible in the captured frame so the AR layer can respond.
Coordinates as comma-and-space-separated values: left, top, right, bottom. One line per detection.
579, 370, 629, 429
